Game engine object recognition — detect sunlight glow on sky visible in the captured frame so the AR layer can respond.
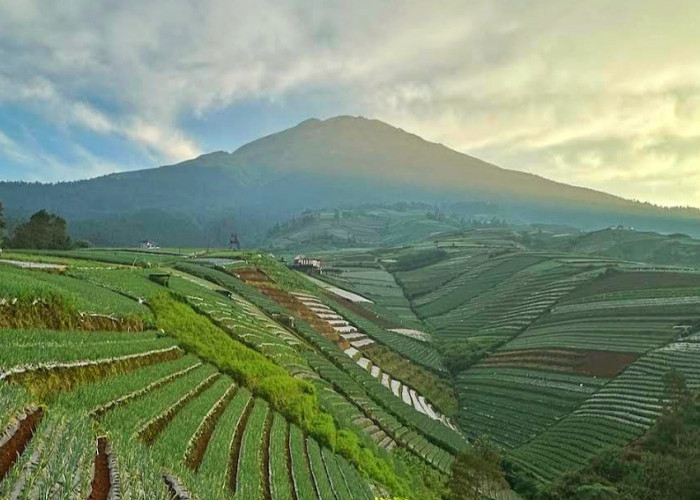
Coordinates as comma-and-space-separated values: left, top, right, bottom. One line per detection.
0, 0, 698, 207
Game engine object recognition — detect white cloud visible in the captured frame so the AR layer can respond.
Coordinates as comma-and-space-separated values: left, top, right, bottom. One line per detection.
0, 0, 698, 206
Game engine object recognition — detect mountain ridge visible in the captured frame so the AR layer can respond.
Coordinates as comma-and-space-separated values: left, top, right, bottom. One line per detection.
1, 115, 699, 246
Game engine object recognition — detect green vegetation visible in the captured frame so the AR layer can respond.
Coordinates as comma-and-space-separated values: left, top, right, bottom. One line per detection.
8, 209, 73, 250
235, 399, 269, 499
538, 382, 700, 500
0, 265, 152, 330
449, 437, 507, 500
150, 293, 322, 431
269, 413, 294, 500
4, 223, 700, 499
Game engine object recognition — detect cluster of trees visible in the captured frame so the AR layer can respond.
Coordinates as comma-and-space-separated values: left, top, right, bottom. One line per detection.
0, 203, 77, 250
449, 437, 508, 500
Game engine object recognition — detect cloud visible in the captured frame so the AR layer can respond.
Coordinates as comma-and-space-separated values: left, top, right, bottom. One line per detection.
0, 0, 698, 206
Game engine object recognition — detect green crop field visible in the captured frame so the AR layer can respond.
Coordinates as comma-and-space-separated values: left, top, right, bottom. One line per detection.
2, 233, 699, 500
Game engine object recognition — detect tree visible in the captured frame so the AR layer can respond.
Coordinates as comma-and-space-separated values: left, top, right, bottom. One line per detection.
574, 483, 620, 500
10, 209, 72, 249
662, 369, 689, 410
450, 437, 507, 500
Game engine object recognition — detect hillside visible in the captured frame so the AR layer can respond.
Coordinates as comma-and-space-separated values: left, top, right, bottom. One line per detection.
2, 232, 699, 499
2, 116, 700, 247
0, 250, 469, 500
262, 204, 464, 254
296, 232, 700, 497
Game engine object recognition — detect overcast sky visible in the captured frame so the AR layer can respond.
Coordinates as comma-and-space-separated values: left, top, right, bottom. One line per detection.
0, 1, 698, 207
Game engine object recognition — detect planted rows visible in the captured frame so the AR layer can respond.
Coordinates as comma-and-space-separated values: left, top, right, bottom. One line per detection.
507, 340, 700, 484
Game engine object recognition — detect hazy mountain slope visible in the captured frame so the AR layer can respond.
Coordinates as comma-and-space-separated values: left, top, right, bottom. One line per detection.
262, 205, 463, 253
1, 116, 699, 246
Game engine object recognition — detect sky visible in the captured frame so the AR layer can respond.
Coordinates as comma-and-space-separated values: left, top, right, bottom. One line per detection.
0, 1, 698, 208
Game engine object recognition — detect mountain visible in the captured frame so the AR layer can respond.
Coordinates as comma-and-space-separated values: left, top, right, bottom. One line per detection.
1, 115, 699, 247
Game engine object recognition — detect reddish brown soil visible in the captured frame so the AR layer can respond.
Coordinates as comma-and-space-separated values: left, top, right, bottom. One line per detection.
247, 280, 345, 346
140, 374, 219, 446
228, 398, 254, 494
236, 267, 273, 283
186, 387, 237, 471
88, 437, 110, 500
481, 348, 639, 377
0, 408, 43, 483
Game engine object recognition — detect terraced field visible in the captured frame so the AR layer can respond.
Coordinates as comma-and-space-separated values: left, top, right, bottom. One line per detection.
507, 339, 700, 483
0, 264, 153, 326
0, 248, 470, 500
318, 264, 424, 329
455, 367, 608, 448
5, 237, 699, 499
0, 327, 378, 499
374, 240, 700, 492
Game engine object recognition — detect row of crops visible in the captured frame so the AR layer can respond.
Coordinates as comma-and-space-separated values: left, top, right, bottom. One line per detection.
293, 292, 456, 428
303, 350, 456, 472
455, 367, 608, 449
0, 248, 478, 500
0, 264, 152, 321
12, 248, 184, 267
392, 249, 488, 299
71, 259, 464, 477
508, 271, 700, 353
319, 266, 424, 329
507, 339, 700, 484
320, 294, 447, 374
423, 259, 596, 340
414, 253, 549, 317
175, 262, 469, 458
0, 326, 376, 499
388, 240, 700, 489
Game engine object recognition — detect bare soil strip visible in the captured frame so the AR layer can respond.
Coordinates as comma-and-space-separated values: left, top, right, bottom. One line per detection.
0, 408, 43, 483
185, 385, 237, 471
88, 437, 110, 500
140, 373, 220, 446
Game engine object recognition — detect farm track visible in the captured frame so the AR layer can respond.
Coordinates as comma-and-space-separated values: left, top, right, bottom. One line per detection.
0, 408, 43, 484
